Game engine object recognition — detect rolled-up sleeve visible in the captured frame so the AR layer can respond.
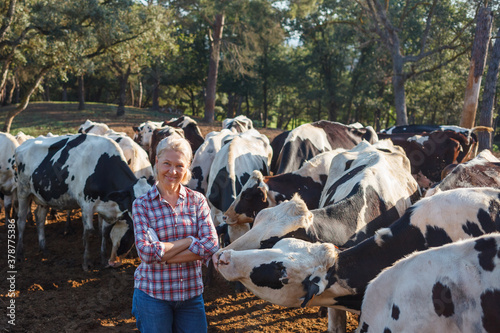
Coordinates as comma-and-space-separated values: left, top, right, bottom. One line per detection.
187, 196, 219, 264
133, 198, 165, 264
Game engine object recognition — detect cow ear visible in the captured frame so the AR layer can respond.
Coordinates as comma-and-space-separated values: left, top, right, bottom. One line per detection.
258, 185, 267, 202
132, 126, 140, 133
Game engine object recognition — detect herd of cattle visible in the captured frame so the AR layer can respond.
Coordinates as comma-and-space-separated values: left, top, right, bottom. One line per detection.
1, 115, 499, 332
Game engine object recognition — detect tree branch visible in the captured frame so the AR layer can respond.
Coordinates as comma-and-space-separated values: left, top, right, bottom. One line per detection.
0, 0, 17, 42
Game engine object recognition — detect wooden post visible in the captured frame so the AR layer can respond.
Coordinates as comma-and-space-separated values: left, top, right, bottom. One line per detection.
460, 8, 493, 128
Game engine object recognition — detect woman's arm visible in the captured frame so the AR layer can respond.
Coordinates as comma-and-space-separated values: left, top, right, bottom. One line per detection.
160, 238, 194, 262
165, 248, 203, 264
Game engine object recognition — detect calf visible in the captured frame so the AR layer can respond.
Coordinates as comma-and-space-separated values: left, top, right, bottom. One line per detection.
0, 132, 19, 224
214, 187, 500, 332
222, 115, 254, 133
187, 129, 235, 195
357, 233, 500, 333
224, 149, 344, 225
425, 149, 500, 197
164, 116, 204, 153
206, 129, 273, 239
15, 134, 151, 270
275, 120, 378, 174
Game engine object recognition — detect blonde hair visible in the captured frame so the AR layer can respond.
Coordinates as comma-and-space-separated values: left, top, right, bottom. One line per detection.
155, 136, 193, 185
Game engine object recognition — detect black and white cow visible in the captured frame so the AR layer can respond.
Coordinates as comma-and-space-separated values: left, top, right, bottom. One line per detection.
163, 116, 204, 153
269, 130, 291, 174
78, 119, 111, 135
132, 120, 164, 152
222, 115, 254, 133
275, 120, 378, 174
187, 129, 235, 195
0, 132, 19, 224
425, 149, 500, 197
214, 187, 500, 333
217, 140, 419, 252
206, 129, 273, 239
15, 131, 34, 145
357, 233, 500, 333
224, 149, 345, 225
15, 134, 151, 270
148, 125, 186, 164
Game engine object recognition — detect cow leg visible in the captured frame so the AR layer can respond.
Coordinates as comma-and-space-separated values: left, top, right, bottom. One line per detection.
34, 205, 49, 256
100, 218, 113, 267
81, 208, 96, 271
64, 210, 74, 235
4, 194, 12, 225
327, 308, 346, 333
16, 195, 31, 261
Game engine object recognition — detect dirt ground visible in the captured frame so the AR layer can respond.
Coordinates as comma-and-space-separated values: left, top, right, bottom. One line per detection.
0, 118, 359, 332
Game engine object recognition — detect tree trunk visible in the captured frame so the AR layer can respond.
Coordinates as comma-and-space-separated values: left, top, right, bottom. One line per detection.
138, 80, 143, 108
204, 13, 224, 123
392, 49, 408, 125
6, 76, 16, 105
478, 26, 500, 151
116, 67, 131, 117
78, 74, 85, 110
460, 8, 493, 128
152, 77, 160, 111
129, 81, 135, 107
3, 67, 50, 133
62, 82, 68, 101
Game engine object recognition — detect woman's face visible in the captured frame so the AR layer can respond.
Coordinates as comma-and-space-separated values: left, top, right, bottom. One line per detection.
156, 149, 189, 189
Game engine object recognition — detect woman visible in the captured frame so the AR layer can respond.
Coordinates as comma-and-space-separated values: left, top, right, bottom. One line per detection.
132, 135, 219, 333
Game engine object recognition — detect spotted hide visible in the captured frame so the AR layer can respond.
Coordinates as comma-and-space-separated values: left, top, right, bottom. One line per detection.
78, 119, 110, 135
425, 149, 500, 197
0, 132, 19, 224
15, 134, 151, 270
214, 187, 500, 332
357, 233, 500, 333
187, 129, 235, 195
224, 149, 344, 226
132, 120, 164, 152
206, 129, 272, 239
216, 140, 418, 253
163, 116, 204, 153
222, 115, 254, 133
275, 120, 378, 174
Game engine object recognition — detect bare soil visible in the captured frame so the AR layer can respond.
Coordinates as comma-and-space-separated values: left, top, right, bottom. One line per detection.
0, 105, 359, 332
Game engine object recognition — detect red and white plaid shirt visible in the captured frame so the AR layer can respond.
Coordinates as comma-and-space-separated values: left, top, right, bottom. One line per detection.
132, 183, 219, 301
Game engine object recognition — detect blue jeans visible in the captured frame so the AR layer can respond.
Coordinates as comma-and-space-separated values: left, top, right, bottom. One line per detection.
132, 289, 207, 333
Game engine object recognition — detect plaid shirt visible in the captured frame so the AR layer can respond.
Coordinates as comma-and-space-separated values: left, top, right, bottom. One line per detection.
132, 183, 219, 301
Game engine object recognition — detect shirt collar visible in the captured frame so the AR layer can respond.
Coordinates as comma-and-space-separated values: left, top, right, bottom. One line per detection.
150, 182, 187, 202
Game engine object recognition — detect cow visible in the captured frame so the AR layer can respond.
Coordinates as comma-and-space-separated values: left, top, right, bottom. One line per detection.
78, 119, 111, 135
275, 120, 378, 174
132, 120, 164, 152
15, 131, 34, 145
217, 140, 419, 251
77, 120, 155, 183
357, 233, 500, 333
425, 149, 500, 197
187, 129, 235, 195
148, 125, 185, 164
163, 116, 204, 153
378, 129, 478, 186
214, 187, 500, 333
206, 129, 273, 239
269, 130, 291, 174
224, 149, 345, 226
15, 134, 151, 270
0, 132, 19, 224
222, 115, 254, 133
380, 124, 472, 135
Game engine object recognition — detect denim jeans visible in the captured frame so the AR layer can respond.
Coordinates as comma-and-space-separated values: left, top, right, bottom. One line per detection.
132, 289, 207, 333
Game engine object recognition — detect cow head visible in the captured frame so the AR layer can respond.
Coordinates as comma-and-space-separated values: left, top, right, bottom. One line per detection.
132, 121, 163, 151
213, 238, 338, 308
100, 178, 151, 267
215, 194, 313, 254
224, 170, 271, 225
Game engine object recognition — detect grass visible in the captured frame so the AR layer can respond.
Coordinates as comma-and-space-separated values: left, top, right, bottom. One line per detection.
0, 101, 189, 137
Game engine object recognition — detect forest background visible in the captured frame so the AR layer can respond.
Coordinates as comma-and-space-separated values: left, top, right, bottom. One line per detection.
2, 0, 500, 139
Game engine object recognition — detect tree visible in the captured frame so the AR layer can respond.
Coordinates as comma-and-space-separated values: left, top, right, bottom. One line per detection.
357, 0, 473, 125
